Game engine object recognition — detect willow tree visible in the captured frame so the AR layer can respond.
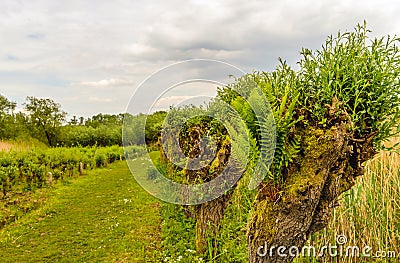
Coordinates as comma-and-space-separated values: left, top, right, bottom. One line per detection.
158, 105, 247, 257
156, 23, 399, 262
235, 24, 400, 262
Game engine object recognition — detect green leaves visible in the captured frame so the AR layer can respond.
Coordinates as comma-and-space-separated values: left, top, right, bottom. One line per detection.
298, 22, 400, 148
24, 96, 67, 146
217, 22, 400, 184
161, 23, 400, 187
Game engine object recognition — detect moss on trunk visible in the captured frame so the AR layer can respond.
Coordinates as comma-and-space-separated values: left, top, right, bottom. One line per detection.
247, 124, 368, 263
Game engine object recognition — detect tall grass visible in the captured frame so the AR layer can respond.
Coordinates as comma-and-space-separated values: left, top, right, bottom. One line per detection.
303, 137, 400, 262
0, 138, 47, 152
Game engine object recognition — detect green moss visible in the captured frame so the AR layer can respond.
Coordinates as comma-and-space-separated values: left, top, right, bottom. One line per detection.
208, 156, 220, 175
251, 199, 277, 245
302, 128, 333, 159
284, 128, 336, 199
207, 137, 230, 176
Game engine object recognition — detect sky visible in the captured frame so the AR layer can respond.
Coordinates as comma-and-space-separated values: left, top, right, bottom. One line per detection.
0, 0, 399, 119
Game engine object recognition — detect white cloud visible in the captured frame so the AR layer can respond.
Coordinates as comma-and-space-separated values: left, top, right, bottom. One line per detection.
88, 96, 115, 103
153, 95, 194, 108
77, 78, 134, 88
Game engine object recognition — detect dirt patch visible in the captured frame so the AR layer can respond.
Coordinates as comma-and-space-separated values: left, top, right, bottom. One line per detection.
0, 141, 14, 151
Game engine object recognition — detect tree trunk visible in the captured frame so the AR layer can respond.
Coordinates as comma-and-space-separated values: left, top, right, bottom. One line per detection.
195, 191, 234, 257
44, 130, 53, 146
182, 127, 238, 258
247, 124, 376, 263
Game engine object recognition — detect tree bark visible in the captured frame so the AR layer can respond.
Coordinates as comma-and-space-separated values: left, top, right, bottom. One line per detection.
44, 129, 52, 147
247, 124, 375, 263
195, 191, 234, 257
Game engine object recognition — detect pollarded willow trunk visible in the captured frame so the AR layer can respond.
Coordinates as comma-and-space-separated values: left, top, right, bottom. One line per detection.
247, 123, 376, 263
195, 191, 234, 256
184, 127, 238, 257
159, 125, 239, 258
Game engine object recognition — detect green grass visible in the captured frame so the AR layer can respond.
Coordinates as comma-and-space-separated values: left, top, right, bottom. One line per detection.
0, 161, 161, 262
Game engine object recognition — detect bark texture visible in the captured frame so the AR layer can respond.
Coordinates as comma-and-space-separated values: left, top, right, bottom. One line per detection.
247, 123, 376, 263
195, 191, 234, 256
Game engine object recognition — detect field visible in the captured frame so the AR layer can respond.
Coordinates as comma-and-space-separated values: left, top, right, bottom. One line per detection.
0, 159, 161, 262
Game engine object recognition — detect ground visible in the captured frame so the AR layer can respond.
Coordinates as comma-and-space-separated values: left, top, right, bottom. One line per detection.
0, 160, 161, 262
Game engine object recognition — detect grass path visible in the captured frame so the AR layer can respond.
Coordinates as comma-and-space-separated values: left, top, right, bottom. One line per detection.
0, 160, 161, 262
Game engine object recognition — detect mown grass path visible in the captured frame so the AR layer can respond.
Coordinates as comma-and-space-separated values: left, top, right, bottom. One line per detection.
0, 160, 161, 262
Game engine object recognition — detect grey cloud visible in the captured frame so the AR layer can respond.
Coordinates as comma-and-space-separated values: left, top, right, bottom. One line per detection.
130, 0, 400, 69
0, 0, 399, 116
27, 33, 45, 40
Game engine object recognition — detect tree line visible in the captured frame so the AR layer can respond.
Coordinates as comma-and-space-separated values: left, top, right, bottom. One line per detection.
0, 95, 164, 147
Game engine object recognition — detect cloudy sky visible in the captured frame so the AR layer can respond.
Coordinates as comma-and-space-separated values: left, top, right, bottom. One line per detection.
0, 0, 399, 118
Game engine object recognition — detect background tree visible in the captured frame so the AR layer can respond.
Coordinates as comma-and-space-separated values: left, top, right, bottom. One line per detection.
0, 94, 17, 139
24, 96, 67, 146
57, 113, 126, 147
145, 111, 167, 145
0, 94, 16, 115
69, 116, 78, 125
85, 113, 124, 128
0, 94, 130, 147
123, 113, 146, 146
